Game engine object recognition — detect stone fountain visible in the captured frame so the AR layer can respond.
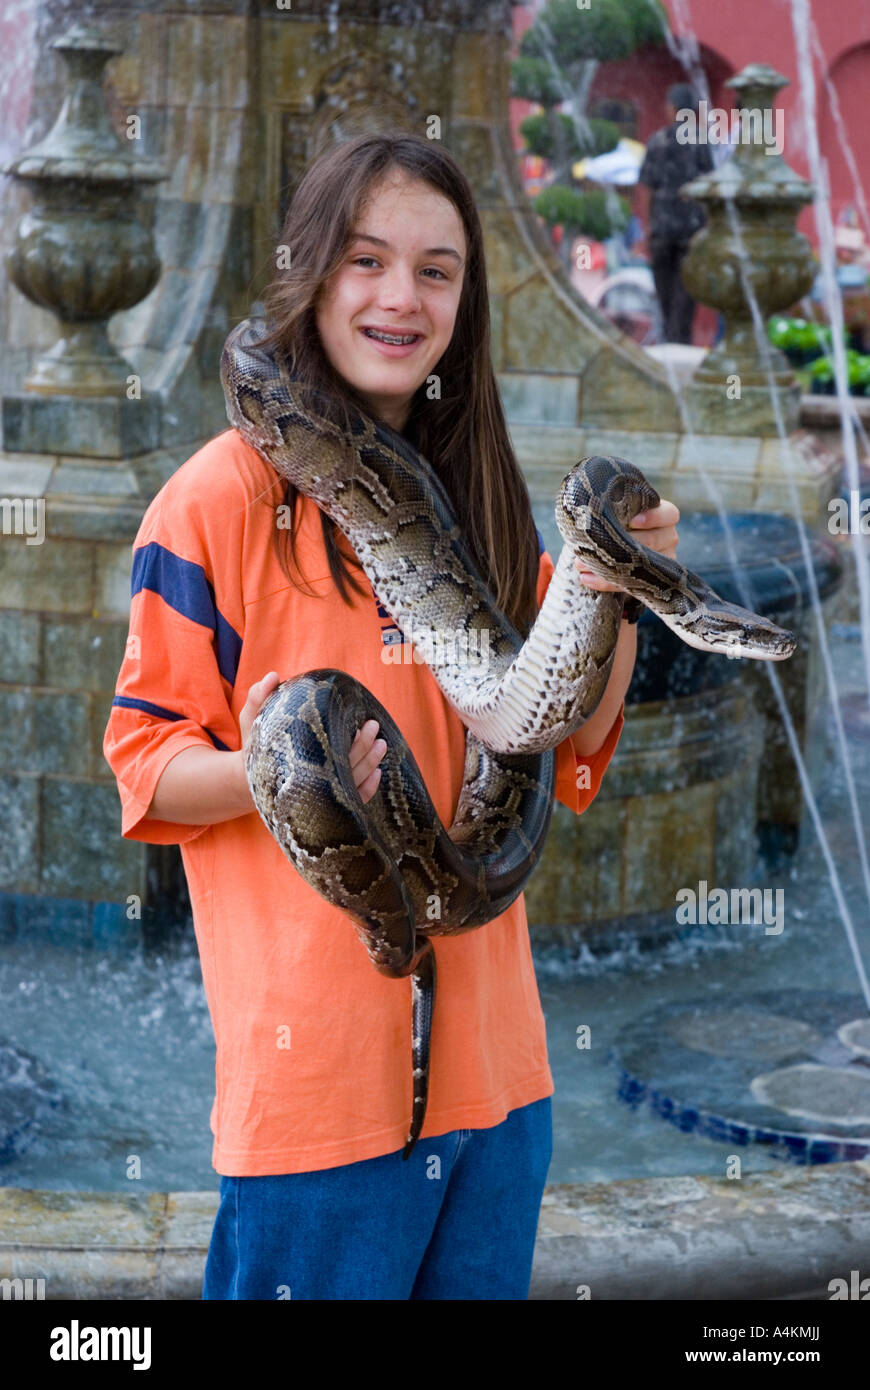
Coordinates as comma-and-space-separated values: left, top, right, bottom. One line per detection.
0, 0, 864, 1304
0, 2, 844, 943
4, 25, 166, 413
680, 64, 816, 437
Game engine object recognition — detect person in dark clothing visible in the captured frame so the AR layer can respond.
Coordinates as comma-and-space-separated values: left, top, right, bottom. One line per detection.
638, 83, 714, 344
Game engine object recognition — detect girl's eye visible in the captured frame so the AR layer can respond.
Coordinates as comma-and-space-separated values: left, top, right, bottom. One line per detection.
351, 256, 447, 281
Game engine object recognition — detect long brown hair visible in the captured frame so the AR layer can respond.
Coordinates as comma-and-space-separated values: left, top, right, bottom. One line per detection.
256, 130, 540, 637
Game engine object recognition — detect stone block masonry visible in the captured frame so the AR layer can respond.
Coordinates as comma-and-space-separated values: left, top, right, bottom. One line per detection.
0, 439, 199, 940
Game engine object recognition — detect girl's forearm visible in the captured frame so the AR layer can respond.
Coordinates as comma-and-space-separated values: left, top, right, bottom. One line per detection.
147, 746, 254, 825
569, 619, 637, 756
145, 624, 634, 824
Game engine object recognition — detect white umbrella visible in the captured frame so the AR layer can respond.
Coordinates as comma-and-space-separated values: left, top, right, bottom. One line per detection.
573, 138, 646, 188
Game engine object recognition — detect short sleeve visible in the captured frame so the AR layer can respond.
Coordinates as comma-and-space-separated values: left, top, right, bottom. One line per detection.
536, 546, 625, 816
102, 478, 245, 846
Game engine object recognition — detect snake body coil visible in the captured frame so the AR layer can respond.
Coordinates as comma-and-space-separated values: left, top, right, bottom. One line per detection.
221, 317, 795, 1158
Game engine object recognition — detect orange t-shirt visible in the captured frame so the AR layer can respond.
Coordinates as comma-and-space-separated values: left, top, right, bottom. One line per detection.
102, 428, 625, 1174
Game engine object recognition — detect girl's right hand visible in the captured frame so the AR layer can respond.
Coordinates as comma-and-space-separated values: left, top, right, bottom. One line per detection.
350, 719, 387, 805
239, 671, 281, 752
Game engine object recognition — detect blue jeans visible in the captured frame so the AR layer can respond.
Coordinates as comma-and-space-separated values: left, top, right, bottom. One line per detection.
202, 1095, 552, 1300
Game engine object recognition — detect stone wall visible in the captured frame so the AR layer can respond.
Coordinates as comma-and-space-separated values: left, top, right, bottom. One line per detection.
0, 445, 192, 942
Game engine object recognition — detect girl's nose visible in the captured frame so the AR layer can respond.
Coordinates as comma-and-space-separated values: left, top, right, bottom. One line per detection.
376, 264, 422, 313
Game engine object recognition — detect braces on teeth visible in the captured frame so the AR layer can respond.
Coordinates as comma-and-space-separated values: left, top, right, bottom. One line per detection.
364, 329, 418, 344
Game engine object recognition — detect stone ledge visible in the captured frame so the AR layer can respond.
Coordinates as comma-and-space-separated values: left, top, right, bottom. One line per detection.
0, 441, 208, 541
532, 1162, 870, 1300
800, 392, 870, 430
2, 395, 162, 460
512, 423, 841, 531
1, 1163, 868, 1300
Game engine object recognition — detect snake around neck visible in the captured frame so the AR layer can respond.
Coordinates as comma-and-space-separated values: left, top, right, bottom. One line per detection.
220, 316, 796, 1159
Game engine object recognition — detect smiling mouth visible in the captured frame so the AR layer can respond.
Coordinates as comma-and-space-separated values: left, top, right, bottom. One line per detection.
361, 328, 422, 345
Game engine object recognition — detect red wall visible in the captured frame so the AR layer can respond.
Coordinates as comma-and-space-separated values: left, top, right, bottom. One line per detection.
510, 0, 870, 244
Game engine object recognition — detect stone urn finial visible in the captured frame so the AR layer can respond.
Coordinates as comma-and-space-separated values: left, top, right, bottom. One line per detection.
3, 22, 166, 396
679, 63, 816, 433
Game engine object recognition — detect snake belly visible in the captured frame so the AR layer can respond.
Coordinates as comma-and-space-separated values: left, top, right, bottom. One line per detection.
222, 316, 796, 1159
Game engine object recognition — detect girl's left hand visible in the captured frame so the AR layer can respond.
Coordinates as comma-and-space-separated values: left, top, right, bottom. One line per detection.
574, 499, 680, 592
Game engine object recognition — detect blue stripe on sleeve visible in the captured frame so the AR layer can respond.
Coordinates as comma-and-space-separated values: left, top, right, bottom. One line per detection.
111, 695, 231, 752
535, 526, 545, 557
131, 542, 243, 687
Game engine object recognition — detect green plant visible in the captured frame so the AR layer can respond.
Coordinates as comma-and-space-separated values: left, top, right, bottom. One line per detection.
846, 349, 870, 388
767, 316, 800, 348
807, 348, 870, 392
533, 185, 630, 242
808, 354, 834, 381
804, 322, 847, 350
512, 0, 664, 266
767, 316, 849, 367
519, 0, 668, 65
511, 56, 564, 108
853, 354, 870, 392
519, 111, 621, 164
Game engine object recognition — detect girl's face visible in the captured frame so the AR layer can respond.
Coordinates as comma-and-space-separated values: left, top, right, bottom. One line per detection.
315, 170, 467, 433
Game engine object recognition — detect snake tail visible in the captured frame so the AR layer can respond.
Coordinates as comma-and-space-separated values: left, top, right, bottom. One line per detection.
403, 941, 436, 1160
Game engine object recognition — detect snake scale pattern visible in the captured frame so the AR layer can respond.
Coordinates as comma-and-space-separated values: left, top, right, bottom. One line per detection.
221, 317, 796, 1158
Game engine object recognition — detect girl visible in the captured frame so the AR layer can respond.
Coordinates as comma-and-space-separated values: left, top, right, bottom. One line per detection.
103, 131, 679, 1301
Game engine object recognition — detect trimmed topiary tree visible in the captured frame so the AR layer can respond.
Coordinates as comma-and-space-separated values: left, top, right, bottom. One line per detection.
518, 111, 621, 166
533, 185, 631, 264
513, 0, 667, 261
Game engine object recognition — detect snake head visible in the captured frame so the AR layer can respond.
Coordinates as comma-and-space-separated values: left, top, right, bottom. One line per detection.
677, 605, 797, 661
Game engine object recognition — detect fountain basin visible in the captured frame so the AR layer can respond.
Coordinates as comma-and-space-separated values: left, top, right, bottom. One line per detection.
525, 681, 763, 943
614, 990, 870, 1163
526, 508, 844, 938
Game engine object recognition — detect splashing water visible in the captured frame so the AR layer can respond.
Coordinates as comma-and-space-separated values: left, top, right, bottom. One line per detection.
660, 299, 870, 1013
633, 0, 870, 1009
648, 0, 710, 104
792, 0, 870, 699
525, 0, 870, 1004
524, 12, 599, 183
0, 0, 37, 169
811, 22, 870, 248
666, 110, 870, 1010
